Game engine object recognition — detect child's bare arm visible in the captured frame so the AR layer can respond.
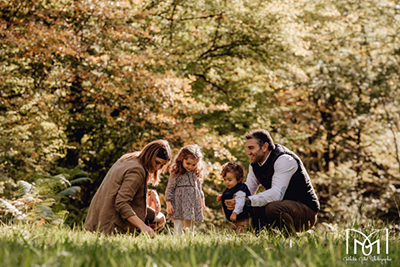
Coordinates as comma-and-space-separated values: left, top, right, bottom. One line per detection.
166, 201, 174, 215
148, 189, 161, 215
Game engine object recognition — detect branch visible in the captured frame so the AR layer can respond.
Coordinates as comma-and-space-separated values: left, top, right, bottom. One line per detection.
198, 37, 254, 59
194, 73, 227, 94
168, 0, 179, 45
174, 14, 219, 21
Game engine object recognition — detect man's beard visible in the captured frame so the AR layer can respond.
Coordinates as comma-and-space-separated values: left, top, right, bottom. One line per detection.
252, 149, 265, 164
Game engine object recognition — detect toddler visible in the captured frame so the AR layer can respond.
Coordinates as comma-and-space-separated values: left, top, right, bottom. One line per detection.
217, 162, 252, 233
165, 144, 206, 234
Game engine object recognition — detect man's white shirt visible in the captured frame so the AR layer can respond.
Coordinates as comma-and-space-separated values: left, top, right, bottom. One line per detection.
245, 153, 298, 207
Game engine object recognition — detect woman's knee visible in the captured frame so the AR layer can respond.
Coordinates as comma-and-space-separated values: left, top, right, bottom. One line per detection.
155, 212, 166, 226
154, 212, 166, 224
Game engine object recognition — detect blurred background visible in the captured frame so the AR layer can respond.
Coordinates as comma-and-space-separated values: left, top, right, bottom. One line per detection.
0, 0, 399, 231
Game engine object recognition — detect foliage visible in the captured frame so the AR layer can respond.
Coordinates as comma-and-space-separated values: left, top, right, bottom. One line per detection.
142, 0, 400, 225
0, 0, 399, 228
0, 0, 228, 225
289, 0, 400, 224
0, 165, 90, 225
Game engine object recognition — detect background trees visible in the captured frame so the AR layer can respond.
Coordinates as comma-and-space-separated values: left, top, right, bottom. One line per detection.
1, 0, 399, 228
291, 0, 400, 223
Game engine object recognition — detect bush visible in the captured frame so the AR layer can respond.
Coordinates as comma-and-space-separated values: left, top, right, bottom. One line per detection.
0, 165, 90, 226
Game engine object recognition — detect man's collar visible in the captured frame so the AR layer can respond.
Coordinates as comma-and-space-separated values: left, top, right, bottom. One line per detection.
258, 151, 270, 166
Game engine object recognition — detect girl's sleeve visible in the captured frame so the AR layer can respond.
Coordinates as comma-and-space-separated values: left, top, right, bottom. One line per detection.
197, 174, 205, 199
165, 173, 177, 202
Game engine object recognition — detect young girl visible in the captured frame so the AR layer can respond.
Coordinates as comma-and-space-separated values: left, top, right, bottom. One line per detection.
165, 144, 206, 234
216, 162, 252, 233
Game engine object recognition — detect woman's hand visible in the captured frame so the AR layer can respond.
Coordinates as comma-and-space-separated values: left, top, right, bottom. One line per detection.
230, 212, 237, 222
127, 215, 155, 238
202, 198, 206, 211
139, 224, 155, 238
166, 201, 174, 216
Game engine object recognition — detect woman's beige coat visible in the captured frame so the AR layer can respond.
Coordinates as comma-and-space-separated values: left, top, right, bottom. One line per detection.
84, 158, 148, 235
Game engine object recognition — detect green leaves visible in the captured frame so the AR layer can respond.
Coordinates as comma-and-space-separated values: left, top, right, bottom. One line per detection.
57, 186, 81, 199
0, 164, 90, 225
0, 0, 399, 227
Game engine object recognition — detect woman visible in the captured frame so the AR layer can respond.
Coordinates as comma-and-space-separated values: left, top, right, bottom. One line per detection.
84, 140, 172, 237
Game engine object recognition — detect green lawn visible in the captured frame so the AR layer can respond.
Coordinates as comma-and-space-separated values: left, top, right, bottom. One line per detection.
0, 223, 398, 267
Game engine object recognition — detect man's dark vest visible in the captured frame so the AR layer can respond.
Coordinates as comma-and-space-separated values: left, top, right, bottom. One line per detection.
251, 144, 320, 212
221, 183, 252, 222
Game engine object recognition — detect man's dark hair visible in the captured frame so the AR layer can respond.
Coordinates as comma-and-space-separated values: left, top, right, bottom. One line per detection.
245, 129, 275, 150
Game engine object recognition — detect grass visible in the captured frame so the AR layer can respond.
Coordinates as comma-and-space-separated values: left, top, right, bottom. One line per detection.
0, 222, 399, 267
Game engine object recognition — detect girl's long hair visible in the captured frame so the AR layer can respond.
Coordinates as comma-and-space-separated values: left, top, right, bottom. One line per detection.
170, 144, 205, 180
120, 140, 172, 185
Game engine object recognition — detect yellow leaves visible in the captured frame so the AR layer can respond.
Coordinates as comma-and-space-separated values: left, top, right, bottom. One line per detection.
199, 133, 237, 161
145, 113, 179, 126
205, 161, 223, 184
87, 54, 110, 64
288, 64, 309, 83
346, 13, 360, 23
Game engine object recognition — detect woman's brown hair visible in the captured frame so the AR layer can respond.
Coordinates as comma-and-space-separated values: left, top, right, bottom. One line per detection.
120, 140, 172, 185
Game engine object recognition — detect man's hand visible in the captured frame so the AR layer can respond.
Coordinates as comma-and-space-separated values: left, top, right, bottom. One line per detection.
224, 196, 236, 210
230, 212, 237, 222
216, 194, 222, 201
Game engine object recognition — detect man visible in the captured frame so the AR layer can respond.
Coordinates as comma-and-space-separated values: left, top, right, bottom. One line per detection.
225, 129, 320, 234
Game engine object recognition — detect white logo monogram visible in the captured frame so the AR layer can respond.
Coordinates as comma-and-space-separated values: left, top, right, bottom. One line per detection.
345, 229, 389, 256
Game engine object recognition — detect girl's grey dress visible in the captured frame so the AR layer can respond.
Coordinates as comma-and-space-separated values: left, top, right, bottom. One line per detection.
165, 172, 204, 222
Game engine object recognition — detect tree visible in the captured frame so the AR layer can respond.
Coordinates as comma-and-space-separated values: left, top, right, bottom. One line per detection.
290, 0, 400, 222
0, 0, 227, 224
